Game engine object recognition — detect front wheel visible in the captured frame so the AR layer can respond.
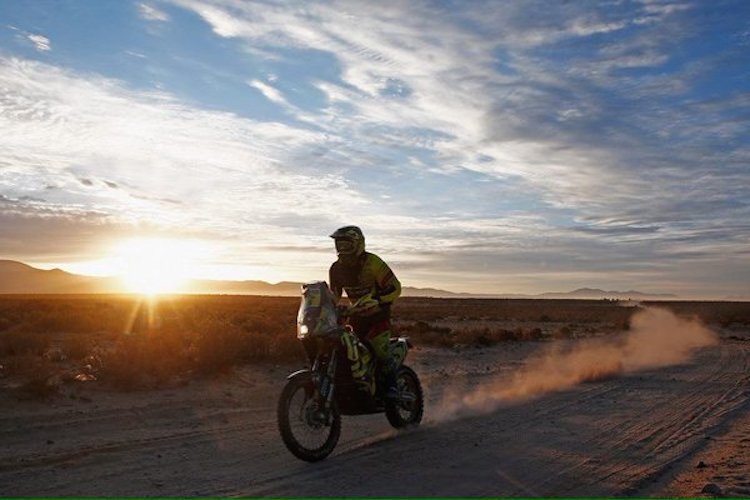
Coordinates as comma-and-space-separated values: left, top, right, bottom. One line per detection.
385, 365, 424, 429
277, 375, 341, 462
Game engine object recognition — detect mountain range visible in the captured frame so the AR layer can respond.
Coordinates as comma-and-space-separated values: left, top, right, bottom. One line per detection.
0, 259, 680, 299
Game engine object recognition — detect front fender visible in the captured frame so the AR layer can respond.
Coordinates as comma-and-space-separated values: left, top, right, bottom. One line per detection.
287, 368, 312, 381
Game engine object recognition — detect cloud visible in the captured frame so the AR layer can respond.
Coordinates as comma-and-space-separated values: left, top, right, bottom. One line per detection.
26, 34, 51, 52
247, 79, 288, 106
0, 56, 368, 277
138, 3, 171, 22
169, 0, 740, 223
1, 1, 748, 297
116, 1, 750, 293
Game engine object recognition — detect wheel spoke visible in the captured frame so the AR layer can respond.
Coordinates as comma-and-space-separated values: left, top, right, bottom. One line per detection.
385, 366, 424, 429
284, 383, 336, 451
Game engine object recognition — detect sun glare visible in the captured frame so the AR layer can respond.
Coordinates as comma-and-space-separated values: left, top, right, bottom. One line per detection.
113, 238, 199, 295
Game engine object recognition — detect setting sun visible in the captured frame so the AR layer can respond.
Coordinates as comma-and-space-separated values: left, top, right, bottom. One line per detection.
113, 238, 198, 294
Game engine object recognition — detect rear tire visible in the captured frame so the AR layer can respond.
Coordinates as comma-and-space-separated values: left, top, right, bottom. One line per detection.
277, 375, 341, 461
385, 365, 424, 429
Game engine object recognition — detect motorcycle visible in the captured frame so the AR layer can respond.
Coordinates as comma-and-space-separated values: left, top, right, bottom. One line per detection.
277, 281, 424, 462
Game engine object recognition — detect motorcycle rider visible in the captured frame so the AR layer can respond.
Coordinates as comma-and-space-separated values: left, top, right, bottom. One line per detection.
329, 225, 401, 399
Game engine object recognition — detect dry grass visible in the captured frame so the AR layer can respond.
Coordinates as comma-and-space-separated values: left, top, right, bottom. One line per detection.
0, 294, 306, 393
0, 294, 748, 395
2, 352, 60, 399
396, 319, 545, 348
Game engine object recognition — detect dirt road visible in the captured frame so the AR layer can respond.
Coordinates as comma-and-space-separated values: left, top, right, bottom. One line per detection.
2, 335, 749, 497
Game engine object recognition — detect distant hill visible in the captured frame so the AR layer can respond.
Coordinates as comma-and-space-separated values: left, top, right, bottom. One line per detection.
537, 287, 677, 300
0, 260, 119, 294
189, 279, 302, 296
0, 260, 676, 299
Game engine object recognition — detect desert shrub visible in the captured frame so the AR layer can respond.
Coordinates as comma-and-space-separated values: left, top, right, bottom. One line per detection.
451, 327, 486, 345
93, 297, 304, 387
3, 295, 746, 391
61, 334, 95, 360
2, 352, 43, 377
2, 353, 60, 398
475, 332, 495, 347
417, 329, 457, 348
239, 315, 278, 335
400, 321, 451, 336
394, 297, 639, 324
398, 319, 549, 348
610, 318, 631, 331
190, 321, 267, 374
553, 325, 573, 339
514, 326, 544, 341
413, 321, 432, 333
435, 324, 547, 345
148, 331, 191, 380
398, 321, 458, 348
16, 370, 60, 399
97, 335, 154, 389
97, 329, 191, 389
0, 328, 53, 356
408, 325, 513, 348
397, 320, 431, 335
268, 335, 305, 361
642, 301, 750, 326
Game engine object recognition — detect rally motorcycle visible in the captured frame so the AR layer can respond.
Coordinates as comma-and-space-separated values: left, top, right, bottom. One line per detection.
277, 281, 424, 462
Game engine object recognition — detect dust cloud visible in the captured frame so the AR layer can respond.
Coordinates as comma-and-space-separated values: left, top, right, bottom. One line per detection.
433, 307, 717, 422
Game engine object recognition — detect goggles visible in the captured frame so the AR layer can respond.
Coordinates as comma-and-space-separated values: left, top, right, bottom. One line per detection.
335, 239, 356, 254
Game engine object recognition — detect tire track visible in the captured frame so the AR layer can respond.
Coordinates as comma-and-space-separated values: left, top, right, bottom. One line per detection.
548, 341, 750, 496
0, 414, 276, 474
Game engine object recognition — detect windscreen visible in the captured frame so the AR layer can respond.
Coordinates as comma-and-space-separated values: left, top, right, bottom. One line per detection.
297, 281, 338, 337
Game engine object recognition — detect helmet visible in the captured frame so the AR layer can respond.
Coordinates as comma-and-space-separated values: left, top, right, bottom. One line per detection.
330, 225, 365, 257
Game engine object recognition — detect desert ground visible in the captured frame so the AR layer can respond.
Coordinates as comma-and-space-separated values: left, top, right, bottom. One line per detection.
1, 297, 749, 497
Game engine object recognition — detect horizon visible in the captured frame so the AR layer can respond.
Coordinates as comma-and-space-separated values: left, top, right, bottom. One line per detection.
1, 1, 749, 299
3, 258, 742, 301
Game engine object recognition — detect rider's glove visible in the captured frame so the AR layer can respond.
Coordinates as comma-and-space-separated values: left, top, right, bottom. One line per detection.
351, 294, 380, 316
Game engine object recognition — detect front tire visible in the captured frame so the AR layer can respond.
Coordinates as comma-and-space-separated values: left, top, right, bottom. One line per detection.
277, 375, 341, 462
385, 365, 424, 429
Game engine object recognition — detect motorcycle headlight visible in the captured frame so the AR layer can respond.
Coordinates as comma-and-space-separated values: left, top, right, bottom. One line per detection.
297, 324, 309, 339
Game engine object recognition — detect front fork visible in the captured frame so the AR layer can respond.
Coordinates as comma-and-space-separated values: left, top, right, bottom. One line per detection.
312, 348, 338, 414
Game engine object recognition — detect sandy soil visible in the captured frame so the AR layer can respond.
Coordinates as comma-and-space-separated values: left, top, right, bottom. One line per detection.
1, 326, 749, 497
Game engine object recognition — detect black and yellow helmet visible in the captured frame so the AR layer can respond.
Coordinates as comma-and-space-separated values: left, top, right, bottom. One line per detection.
330, 225, 365, 257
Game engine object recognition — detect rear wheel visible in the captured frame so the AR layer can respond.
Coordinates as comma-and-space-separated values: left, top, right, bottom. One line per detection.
385, 365, 424, 429
277, 375, 341, 461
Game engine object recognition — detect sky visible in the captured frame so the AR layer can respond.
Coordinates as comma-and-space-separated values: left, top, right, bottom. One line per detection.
0, 0, 748, 298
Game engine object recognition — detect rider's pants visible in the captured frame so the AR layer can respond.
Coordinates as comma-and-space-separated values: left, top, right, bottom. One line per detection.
350, 314, 396, 374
